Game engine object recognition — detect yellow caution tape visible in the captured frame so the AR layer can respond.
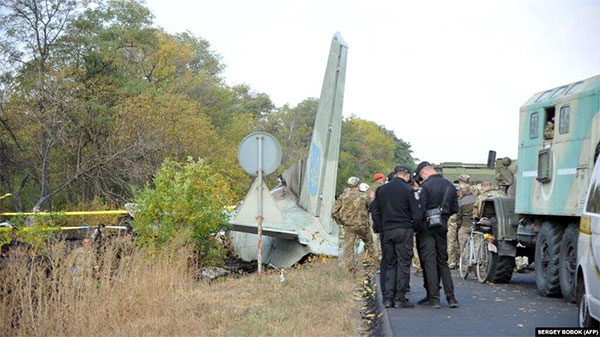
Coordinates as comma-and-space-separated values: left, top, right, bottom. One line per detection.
1, 210, 129, 216
0, 225, 129, 232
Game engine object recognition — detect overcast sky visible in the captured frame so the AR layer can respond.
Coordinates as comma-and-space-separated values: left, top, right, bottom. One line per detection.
146, 0, 600, 164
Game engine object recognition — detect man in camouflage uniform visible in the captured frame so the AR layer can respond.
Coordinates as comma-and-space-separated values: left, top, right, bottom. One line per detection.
70, 238, 97, 290
367, 173, 385, 261
446, 197, 460, 268
457, 174, 470, 185
457, 184, 477, 256
472, 181, 505, 219
544, 118, 555, 140
332, 177, 375, 271
470, 180, 482, 197
447, 174, 472, 268
410, 180, 423, 275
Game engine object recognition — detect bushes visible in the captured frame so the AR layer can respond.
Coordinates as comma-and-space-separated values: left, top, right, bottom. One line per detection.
133, 157, 234, 266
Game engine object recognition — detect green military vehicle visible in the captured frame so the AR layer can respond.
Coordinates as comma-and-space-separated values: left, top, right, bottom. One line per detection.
481, 75, 600, 302
434, 162, 497, 184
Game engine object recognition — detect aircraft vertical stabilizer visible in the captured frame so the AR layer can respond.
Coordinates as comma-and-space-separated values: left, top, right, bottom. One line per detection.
298, 33, 348, 233
229, 33, 348, 267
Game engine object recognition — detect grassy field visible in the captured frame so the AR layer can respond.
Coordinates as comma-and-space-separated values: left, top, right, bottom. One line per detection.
0, 242, 362, 337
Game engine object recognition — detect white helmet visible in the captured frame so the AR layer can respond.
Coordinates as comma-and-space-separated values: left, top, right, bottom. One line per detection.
359, 183, 369, 192
347, 176, 360, 187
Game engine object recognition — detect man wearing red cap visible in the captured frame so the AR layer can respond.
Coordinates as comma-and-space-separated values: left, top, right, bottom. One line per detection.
367, 173, 385, 201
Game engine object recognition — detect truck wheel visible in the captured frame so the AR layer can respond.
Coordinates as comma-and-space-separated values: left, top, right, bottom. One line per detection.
535, 221, 564, 297
578, 274, 600, 328
559, 224, 578, 302
487, 251, 515, 283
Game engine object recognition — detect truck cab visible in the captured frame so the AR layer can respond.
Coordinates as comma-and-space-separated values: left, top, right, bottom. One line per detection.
481, 75, 600, 302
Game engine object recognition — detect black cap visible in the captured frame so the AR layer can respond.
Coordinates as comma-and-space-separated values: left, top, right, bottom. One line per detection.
413, 161, 431, 182
394, 165, 411, 175
414, 161, 431, 176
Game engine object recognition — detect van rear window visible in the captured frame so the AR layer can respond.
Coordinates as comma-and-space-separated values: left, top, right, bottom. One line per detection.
587, 181, 600, 214
587, 162, 600, 215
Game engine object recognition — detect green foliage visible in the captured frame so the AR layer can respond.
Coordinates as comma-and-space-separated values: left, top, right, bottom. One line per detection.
263, 101, 416, 194
336, 117, 416, 193
0, 0, 271, 210
263, 98, 318, 169
133, 157, 233, 265
0, 0, 416, 226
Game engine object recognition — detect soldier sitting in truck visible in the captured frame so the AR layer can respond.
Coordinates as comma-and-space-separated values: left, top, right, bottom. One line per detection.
472, 181, 505, 219
543, 117, 555, 140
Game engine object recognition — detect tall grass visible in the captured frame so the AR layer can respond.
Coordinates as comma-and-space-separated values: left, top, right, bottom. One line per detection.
0, 241, 358, 337
0, 240, 194, 337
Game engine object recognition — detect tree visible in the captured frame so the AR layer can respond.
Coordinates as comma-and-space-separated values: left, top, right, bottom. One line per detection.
336, 117, 416, 193
0, 0, 90, 209
133, 157, 233, 265
263, 98, 317, 168
381, 126, 418, 169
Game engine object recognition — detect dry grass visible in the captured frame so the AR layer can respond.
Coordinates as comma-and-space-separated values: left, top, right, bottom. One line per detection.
0, 241, 360, 337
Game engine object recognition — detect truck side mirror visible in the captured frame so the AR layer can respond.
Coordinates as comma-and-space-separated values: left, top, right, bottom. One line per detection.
487, 150, 497, 169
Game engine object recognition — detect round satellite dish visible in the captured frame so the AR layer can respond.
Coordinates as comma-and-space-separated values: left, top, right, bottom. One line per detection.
238, 132, 282, 176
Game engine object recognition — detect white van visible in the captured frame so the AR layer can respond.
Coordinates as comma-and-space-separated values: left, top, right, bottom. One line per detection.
578, 156, 600, 327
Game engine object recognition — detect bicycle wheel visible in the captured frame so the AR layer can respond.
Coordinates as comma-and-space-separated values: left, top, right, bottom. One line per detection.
459, 238, 471, 279
477, 239, 492, 283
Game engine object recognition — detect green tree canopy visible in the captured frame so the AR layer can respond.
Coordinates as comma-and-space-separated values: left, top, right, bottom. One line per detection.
0, 0, 416, 216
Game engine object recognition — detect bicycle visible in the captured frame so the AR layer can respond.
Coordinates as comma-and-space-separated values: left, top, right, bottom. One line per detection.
475, 232, 495, 283
459, 225, 484, 280
459, 218, 494, 283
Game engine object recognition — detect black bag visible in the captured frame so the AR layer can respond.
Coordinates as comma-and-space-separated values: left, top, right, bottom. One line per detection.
425, 187, 450, 230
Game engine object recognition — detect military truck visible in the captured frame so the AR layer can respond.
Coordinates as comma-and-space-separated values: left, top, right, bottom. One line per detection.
481, 75, 600, 302
434, 162, 497, 184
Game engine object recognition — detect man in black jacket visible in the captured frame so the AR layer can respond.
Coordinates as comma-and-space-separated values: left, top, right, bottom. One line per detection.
413, 162, 459, 309
371, 166, 421, 308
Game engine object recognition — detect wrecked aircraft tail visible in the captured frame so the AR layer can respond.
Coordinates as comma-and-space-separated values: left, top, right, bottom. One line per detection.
298, 33, 347, 233
229, 33, 348, 268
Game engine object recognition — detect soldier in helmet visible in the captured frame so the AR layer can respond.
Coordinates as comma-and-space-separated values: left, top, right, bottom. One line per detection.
457, 174, 470, 185
472, 180, 505, 219
331, 177, 375, 272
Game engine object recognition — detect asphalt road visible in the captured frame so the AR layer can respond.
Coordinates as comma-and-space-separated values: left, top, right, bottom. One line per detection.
379, 268, 577, 337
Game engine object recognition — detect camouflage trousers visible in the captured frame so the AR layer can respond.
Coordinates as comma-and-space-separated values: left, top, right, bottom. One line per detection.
412, 234, 422, 272
447, 214, 459, 268
458, 226, 471, 259
369, 218, 382, 261
339, 224, 376, 271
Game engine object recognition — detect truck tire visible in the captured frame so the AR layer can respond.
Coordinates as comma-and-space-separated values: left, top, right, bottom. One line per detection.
535, 221, 564, 297
487, 251, 515, 283
559, 224, 578, 303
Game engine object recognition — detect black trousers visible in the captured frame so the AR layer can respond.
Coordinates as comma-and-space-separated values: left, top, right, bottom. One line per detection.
383, 227, 414, 301
417, 230, 455, 302
379, 231, 386, 294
